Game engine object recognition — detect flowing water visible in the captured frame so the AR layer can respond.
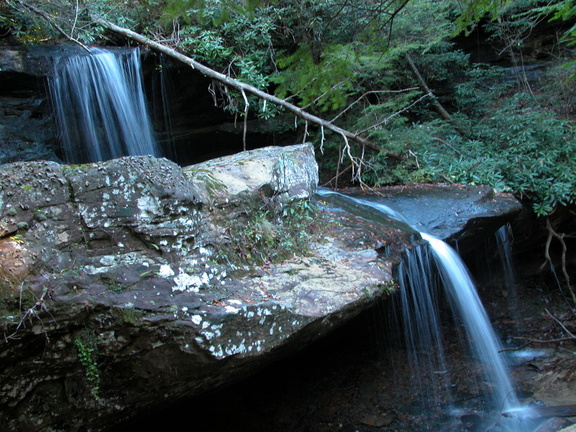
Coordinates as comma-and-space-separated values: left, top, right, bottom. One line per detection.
50, 48, 158, 163
317, 189, 541, 430
496, 224, 517, 289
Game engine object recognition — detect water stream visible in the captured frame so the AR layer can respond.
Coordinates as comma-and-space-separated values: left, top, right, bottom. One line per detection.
317, 188, 540, 430
50, 48, 158, 163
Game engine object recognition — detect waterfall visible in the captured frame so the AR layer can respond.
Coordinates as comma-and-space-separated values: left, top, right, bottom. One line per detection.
50, 48, 158, 163
317, 188, 538, 427
396, 243, 451, 410
420, 232, 518, 411
496, 224, 517, 289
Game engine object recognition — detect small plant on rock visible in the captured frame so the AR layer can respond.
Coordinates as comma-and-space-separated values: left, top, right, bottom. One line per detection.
75, 338, 101, 398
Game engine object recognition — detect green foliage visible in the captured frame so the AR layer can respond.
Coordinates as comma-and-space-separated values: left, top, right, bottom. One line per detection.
2, 0, 167, 44
162, 0, 269, 24
165, 0, 278, 115
273, 44, 358, 112
369, 89, 576, 216
75, 337, 101, 398
219, 199, 318, 266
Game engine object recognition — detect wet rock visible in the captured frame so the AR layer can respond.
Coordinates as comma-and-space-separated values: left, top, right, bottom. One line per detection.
360, 413, 395, 427
0, 144, 407, 431
0, 47, 79, 164
347, 183, 524, 242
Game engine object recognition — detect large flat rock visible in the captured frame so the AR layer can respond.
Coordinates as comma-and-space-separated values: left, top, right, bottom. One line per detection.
0, 144, 409, 431
330, 184, 524, 242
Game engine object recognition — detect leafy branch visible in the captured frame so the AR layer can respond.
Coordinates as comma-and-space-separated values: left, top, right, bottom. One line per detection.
93, 17, 404, 165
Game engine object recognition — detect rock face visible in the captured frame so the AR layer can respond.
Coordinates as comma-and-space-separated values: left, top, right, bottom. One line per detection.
0, 144, 411, 431
0, 46, 79, 164
0, 144, 525, 431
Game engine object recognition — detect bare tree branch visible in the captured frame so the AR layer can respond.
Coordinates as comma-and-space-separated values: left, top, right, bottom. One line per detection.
540, 217, 576, 305
94, 17, 403, 161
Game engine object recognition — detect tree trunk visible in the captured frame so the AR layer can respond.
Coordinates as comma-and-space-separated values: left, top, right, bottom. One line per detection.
404, 53, 459, 126
94, 18, 403, 160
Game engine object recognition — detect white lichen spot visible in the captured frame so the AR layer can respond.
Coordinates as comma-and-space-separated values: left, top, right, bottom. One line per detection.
99, 255, 115, 266
191, 315, 202, 325
137, 196, 158, 218
181, 306, 188, 312
172, 272, 208, 293
158, 265, 175, 278
224, 305, 240, 314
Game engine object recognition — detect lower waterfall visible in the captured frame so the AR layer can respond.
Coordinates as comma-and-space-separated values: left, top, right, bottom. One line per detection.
317, 188, 541, 431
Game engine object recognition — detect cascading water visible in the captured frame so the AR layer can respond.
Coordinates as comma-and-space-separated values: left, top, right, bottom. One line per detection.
496, 224, 517, 289
420, 232, 517, 411
317, 188, 540, 430
50, 48, 158, 163
395, 244, 451, 410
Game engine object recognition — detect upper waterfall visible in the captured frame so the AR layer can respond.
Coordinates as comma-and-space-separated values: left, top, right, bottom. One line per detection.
49, 48, 158, 163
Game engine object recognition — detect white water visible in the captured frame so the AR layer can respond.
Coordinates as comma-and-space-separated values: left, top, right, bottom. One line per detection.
318, 189, 522, 416
50, 48, 158, 163
420, 232, 518, 411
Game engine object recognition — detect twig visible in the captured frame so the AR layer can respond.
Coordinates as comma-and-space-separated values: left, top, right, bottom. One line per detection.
330, 87, 419, 122
539, 217, 576, 305
356, 92, 431, 134
8, 0, 91, 52
546, 308, 576, 338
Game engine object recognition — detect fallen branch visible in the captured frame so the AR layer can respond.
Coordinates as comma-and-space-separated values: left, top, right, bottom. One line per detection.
94, 18, 403, 160
499, 308, 576, 353
499, 336, 576, 353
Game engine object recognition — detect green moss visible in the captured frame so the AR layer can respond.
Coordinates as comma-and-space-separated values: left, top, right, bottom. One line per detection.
119, 308, 142, 325
185, 168, 226, 195
216, 198, 321, 267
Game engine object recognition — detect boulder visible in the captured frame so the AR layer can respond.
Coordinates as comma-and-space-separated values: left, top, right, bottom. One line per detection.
0, 144, 525, 431
339, 184, 524, 243
0, 144, 408, 431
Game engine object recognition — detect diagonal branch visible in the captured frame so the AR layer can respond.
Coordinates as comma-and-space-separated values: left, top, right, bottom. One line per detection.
94, 17, 403, 160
